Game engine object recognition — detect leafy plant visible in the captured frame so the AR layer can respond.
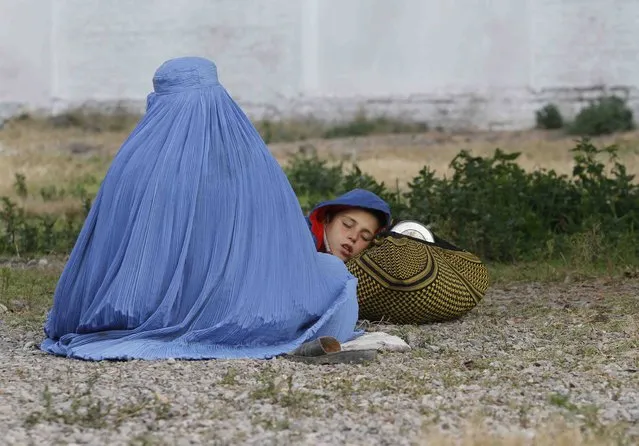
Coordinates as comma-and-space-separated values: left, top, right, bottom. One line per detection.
569, 96, 635, 136
1, 138, 638, 267
535, 104, 564, 130
322, 111, 428, 139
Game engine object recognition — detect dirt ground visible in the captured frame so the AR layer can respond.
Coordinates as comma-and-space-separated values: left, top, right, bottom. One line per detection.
1, 115, 638, 443
0, 260, 638, 445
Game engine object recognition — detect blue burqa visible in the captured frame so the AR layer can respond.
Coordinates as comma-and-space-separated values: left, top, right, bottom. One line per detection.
41, 57, 363, 361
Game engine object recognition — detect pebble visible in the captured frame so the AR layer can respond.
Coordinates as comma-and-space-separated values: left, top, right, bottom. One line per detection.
0, 280, 637, 444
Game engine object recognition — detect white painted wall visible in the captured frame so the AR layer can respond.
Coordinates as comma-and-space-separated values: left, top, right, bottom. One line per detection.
2, 0, 639, 130
50, 0, 303, 110
0, 0, 52, 114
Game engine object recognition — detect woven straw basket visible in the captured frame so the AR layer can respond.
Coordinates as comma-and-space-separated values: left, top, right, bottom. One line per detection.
345, 231, 490, 324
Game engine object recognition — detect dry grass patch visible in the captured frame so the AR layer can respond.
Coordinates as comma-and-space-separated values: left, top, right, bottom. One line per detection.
4, 118, 639, 208
270, 129, 639, 188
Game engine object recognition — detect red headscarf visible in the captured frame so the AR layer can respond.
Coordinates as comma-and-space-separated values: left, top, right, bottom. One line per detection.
307, 205, 351, 252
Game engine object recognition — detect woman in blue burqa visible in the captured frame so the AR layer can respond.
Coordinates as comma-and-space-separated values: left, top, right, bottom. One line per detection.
41, 56, 391, 361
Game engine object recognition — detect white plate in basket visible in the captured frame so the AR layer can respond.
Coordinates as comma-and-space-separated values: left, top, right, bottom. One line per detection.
390, 220, 435, 243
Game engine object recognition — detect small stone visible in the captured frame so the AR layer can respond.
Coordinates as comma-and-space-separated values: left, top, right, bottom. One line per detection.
22, 341, 36, 350
0, 303, 7, 313
462, 360, 474, 369
38, 258, 48, 267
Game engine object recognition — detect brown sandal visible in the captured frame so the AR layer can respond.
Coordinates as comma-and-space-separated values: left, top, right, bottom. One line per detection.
284, 336, 378, 365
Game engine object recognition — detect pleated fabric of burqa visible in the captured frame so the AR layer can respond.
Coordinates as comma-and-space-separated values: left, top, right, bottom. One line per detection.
40, 57, 359, 360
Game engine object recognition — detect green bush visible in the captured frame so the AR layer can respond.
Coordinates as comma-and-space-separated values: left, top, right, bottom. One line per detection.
48, 106, 141, 133
0, 196, 85, 256
535, 104, 564, 130
286, 138, 639, 264
322, 111, 428, 139
254, 112, 428, 143
569, 96, 635, 136
1, 138, 638, 267
284, 152, 407, 216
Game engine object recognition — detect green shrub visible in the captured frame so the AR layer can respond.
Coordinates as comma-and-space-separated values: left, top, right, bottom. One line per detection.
535, 104, 564, 130
48, 106, 142, 133
254, 112, 429, 143
569, 96, 635, 136
285, 138, 639, 264
283, 152, 344, 211
1, 138, 638, 268
322, 111, 428, 139
283, 152, 406, 216
254, 118, 327, 144
0, 196, 85, 256
403, 150, 581, 261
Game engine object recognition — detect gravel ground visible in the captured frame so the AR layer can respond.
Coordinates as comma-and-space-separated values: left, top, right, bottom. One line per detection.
1, 264, 638, 445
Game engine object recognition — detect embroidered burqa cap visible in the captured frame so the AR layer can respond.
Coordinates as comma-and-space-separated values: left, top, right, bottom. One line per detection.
41, 57, 360, 360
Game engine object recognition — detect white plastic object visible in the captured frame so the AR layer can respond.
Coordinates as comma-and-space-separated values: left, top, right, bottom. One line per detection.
390, 220, 435, 243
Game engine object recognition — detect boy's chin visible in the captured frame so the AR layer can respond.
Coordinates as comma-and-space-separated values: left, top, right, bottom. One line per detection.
334, 252, 350, 262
